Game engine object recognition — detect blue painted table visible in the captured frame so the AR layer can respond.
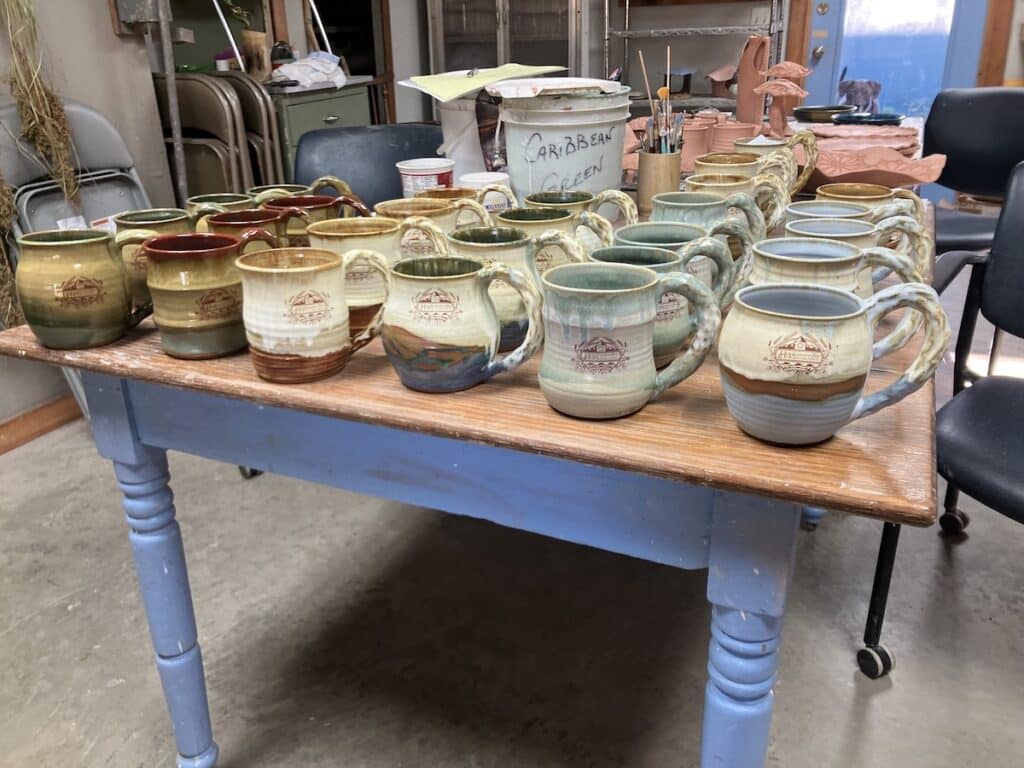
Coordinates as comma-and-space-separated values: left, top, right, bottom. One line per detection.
0, 323, 936, 767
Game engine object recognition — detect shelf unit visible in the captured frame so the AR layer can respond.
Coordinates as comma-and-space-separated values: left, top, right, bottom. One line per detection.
604, 0, 786, 86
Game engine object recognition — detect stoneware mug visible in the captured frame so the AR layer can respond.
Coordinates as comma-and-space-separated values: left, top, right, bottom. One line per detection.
399, 216, 585, 351
745, 236, 924, 352
236, 247, 391, 384
685, 172, 789, 232
143, 231, 277, 359
186, 193, 252, 231
495, 206, 615, 256
260, 193, 372, 247
248, 174, 354, 204
538, 261, 721, 420
717, 282, 950, 445
650, 190, 766, 243
783, 199, 911, 227
785, 215, 933, 278
416, 183, 519, 211
206, 207, 311, 251
374, 197, 492, 257
816, 183, 924, 224
380, 256, 542, 393
16, 229, 153, 349
693, 151, 797, 196
306, 216, 402, 338
734, 130, 819, 194
588, 244, 734, 368
524, 188, 639, 228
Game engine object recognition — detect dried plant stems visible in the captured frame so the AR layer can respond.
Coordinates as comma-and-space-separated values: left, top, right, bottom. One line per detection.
2, 0, 78, 203
0, 167, 23, 327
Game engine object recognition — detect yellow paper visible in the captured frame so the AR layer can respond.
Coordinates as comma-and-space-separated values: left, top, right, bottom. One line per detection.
408, 64, 566, 102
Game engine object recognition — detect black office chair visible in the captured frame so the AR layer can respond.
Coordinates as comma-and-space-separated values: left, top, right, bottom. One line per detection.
293, 122, 444, 208
923, 88, 1024, 253
856, 161, 1024, 680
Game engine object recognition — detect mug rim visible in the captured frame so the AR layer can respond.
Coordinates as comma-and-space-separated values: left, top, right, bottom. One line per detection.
207, 209, 280, 226
186, 193, 252, 204
687, 173, 749, 185
616, 221, 706, 246
651, 191, 726, 206
392, 256, 485, 279
18, 228, 111, 246
374, 198, 451, 216
113, 208, 190, 225
734, 282, 866, 321
236, 247, 341, 273
754, 236, 863, 263
246, 184, 308, 194
416, 186, 477, 199
262, 194, 336, 209
496, 207, 573, 223
307, 217, 401, 237
785, 200, 872, 217
785, 218, 876, 238
817, 182, 893, 200
525, 190, 593, 205
542, 261, 658, 295
449, 226, 529, 246
589, 245, 681, 268
695, 151, 760, 166
143, 232, 240, 261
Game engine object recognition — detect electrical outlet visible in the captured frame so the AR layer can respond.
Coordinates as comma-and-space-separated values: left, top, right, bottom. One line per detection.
751, 7, 771, 27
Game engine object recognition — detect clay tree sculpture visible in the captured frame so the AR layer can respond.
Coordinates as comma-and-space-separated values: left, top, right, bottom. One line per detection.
754, 78, 810, 136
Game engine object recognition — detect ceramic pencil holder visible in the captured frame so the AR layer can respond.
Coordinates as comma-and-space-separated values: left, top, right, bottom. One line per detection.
636, 151, 681, 216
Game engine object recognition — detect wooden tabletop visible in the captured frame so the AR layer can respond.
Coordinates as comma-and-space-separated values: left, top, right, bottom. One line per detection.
0, 319, 936, 525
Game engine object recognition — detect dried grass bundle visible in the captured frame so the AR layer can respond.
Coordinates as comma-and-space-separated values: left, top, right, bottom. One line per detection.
2, 0, 78, 202
0, 171, 23, 327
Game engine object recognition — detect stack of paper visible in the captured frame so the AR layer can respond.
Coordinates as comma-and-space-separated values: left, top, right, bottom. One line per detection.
399, 64, 566, 102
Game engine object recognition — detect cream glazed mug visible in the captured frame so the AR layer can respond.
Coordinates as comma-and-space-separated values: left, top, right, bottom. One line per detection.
785, 215, 934, 277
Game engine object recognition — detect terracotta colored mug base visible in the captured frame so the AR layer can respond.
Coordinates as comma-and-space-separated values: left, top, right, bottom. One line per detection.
249, 346, 351, 384
158, 323, 248, 359
348, 303, 382, 339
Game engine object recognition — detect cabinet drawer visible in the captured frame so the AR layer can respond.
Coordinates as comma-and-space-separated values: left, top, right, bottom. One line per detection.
284, 90, 371, 136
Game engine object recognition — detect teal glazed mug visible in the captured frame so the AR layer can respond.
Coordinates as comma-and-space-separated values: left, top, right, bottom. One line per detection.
717, 282, 950, 445
588, 243, 735, 368
538, 261, 721, 420
380, 256, 543, 392
650, 190, 766, 242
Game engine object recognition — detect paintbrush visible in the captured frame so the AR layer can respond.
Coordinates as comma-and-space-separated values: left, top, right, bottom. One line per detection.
657, 85, 670, 154
637, 50, 657, 148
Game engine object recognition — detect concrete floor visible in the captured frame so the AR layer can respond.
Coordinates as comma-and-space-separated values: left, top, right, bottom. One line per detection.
2, 271, 1023, 767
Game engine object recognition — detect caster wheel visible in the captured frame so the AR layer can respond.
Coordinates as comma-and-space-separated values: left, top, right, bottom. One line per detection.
857, 644, 895, 679
238, 466, 264, 480
939, 508, 970, 536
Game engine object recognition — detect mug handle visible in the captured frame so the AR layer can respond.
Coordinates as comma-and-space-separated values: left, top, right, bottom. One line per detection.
398, 215, 450, 257
892, 188, 925, 223
650, 272, 721, 401
868, 200, 916, 223
758, 150, 797, 195
708, 212, 755, 283
723, 192, 766, 242
588, 189, 639, 226
272, 206, 312, 247
308, 175, 354, 197
873, 214, 933, 279
860, 245, 925, 356
531, 230, 587, 276
189, 203, 226, 230
253, 188, 295, 205
852, 282, 950, 420
677, 234, 736, 308
476, 183, 519, 209
237, 228, 281, 252
113, 229, 157, 327
477, 261, 543, 380
452, 198, 493, 228
573, 210, 615, 247
750, 173, 788, 232
340, 249, 392, 352
786, 130, 818, 194
331, 194, 372, 218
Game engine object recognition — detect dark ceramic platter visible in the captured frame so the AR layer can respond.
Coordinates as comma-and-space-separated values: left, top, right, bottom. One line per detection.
793, 104, 857, 123
832, 112, 907, 126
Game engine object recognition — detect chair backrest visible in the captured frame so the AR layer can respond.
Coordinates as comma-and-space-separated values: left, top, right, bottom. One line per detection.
923, 88, 1024, 199
981, 160, 1024, 338
293, 123, 444, 207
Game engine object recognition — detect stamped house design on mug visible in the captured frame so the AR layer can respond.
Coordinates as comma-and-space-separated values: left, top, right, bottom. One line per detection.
55, 276, 105, 307
764, 332, 834, 376
412, 287, 462, 324
285, 289, 333, 325
573, 336, 630, 375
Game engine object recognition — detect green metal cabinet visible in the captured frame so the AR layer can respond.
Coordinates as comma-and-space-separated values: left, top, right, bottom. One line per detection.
273, 84, 372, 181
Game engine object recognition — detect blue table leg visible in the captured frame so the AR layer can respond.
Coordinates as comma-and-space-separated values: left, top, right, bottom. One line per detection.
701, 491, 800, 768
800, 505, 827, 531
84, 374, 218, 768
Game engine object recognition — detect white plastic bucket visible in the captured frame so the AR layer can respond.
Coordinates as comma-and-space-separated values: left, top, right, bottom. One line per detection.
439, 97, 487, 178
396, 157, 456, 198
496, 80, 631, 200
459, 171, 513, 212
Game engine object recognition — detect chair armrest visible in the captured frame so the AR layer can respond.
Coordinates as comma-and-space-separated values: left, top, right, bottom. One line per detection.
933, 250, 989, 294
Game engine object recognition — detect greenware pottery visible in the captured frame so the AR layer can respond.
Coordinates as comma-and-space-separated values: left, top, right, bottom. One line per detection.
142, 231, 276, 359
15, 229, 153, 349
538, 261, 720, 420
380, 256, 542, 393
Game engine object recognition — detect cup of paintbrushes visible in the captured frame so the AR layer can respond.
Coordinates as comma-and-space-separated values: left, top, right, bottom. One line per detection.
637, 151, 682, 216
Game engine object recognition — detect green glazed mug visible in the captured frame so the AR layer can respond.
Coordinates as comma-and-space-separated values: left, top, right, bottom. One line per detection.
15, 229, 153, 349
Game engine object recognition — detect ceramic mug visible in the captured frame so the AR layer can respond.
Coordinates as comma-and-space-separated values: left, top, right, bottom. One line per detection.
650, 191, 766, 243
206, 207, 311, 251
588, 244, 734, 368
306, 216, 402, 337
693, 151, 797, 196
236, 247, 390, 383
537, 262, 721, 420
816, 183, 924, 224
260, 193, 372, 247
186, 193, 252, 231
745, 236, 923, 352
785, 215, 933, 277
495, 206, 614, 255
718, 282, 949, 445
143, 231, 276, 359
524, 189, 639, 227
248, 175, 354, 203
416, 183, 518, 211
734, 130, 819, 194
381, 256, 542, 393
685, 173, 789, 232
784, 199, 881, 226
614, 220, 748, 300
16, 229, 153, 349
374, 197, 492, 257
399, 216, 585, 351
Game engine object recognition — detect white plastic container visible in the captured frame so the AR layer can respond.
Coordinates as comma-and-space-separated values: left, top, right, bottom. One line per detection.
459, 171, 514, 212
396, 158, 456, 198
439, 97, 487, 178
489, 79, 631, 201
